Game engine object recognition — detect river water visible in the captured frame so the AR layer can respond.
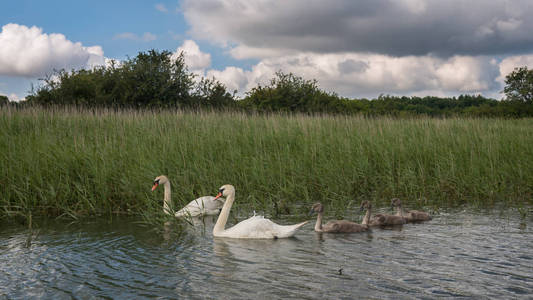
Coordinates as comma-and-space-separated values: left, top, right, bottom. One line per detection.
1, 208, 532, 299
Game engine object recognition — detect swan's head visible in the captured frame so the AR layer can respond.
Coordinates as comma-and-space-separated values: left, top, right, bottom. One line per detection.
213, 184, 235, 200
309, 202, 324, 215
152, 175, 169, 191
391, 198, 402, 208
360, 200, 372, 211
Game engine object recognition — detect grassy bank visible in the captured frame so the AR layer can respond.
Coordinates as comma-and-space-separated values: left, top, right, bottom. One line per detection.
1, 107, 532, 221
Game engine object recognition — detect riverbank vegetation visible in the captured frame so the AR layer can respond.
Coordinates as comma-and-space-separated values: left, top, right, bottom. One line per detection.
1, 107, 532, 221
1, 49, 533, 221
2, 49, 532, 118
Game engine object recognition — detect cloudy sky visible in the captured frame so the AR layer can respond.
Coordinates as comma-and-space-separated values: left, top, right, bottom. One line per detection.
2, 0, 533, 101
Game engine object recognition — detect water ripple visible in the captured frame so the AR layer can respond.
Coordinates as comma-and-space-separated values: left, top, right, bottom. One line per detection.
1, 209, 533, 299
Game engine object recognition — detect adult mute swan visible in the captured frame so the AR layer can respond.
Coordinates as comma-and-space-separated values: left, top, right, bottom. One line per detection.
151, 175, 225, 218
212, 184, 308, 239
309, 203, 369, 233
392, 198, 432, 222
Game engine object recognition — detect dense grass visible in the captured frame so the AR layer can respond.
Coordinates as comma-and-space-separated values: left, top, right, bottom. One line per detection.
1, 107, 532, 221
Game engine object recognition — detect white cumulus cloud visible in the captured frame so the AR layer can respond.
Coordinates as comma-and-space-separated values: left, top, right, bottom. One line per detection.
172, 40, 211, 72
0, 23, 106, 77
206, 66, 248, 93
7, 93, 23, 102
203, 53, 502, 99
179, 0, 533, 99
498, 54, 533, 81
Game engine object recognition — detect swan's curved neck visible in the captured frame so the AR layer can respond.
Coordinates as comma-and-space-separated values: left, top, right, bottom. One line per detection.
314, 212, 323, 232
395, 204, 404, 217
362, 206, 371, 225
213, 190, 234, 235
162, 181, 172, 215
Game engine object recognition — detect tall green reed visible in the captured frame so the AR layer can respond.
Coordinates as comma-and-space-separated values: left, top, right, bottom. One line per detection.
1, 107, 532, 220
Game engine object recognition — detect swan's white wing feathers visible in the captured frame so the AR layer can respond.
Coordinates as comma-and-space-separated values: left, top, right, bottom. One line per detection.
219, 215, 308, 239
175, 196, 225, 217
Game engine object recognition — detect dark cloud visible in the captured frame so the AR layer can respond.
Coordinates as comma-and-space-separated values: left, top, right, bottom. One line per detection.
338, 59, 368, 74
183, 0, 533, 57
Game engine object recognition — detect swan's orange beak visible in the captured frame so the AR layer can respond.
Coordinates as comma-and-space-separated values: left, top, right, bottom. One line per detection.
151, 183, 159, 191
213, 192, 223, 200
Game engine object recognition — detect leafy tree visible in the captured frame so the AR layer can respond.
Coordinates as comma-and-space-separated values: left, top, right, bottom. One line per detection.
242, 71, 346, 113
0, 95, 8, 106
117, 50, 195, 107
504, 66, 533, 103
19, 54, 533, 117
27, 49, 234, 109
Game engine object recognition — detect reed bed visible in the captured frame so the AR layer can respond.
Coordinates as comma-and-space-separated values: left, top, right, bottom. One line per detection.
1, 107, 532, 220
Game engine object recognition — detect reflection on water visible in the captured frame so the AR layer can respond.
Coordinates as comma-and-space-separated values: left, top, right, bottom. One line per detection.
1, 208, 533, 299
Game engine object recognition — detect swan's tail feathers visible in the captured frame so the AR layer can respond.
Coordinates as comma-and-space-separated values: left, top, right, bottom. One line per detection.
174, 209, 187, 218
278, 221, 309, 238
295, 220, 309, 228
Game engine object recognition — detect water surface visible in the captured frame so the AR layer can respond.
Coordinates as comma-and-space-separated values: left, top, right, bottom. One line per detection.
1, 208, 532, 299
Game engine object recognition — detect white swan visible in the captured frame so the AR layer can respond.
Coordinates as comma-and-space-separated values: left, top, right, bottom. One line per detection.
151, 175, 225, 218
212, 184, 308, 239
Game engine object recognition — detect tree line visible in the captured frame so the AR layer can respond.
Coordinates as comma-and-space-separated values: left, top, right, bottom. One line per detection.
2, 49, 533, 117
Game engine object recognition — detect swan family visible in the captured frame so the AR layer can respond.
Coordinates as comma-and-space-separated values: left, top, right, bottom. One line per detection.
152, 175, 431, 239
